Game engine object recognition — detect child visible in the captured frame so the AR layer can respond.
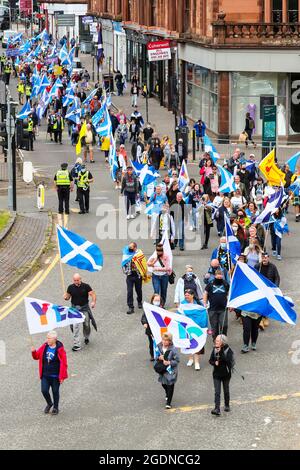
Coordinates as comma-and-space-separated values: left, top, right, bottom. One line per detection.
129, 119, 138, 142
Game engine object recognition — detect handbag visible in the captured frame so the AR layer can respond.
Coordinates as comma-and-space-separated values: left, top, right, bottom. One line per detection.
154, 350, 170, 375
168, 270, 176, 285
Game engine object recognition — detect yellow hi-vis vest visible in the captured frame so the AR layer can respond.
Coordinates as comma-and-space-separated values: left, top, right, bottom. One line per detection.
26, 119, 33, 132
53, 118, 64, 131
56, 170, 70, 186
18, 82, 25, 94
25, 85, 31, 96
77, 171, 89, 189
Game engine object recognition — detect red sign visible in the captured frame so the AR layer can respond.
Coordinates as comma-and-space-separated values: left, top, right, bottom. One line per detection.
19, 0, 33, 16
147, 40, 171, 62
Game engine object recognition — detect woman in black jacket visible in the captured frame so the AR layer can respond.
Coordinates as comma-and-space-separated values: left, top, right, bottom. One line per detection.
141, 294, 162, 361
209, 334, 234, 416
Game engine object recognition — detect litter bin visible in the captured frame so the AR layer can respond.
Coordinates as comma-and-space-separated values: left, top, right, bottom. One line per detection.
175, 125, 189, 149
103, 73, 114, 92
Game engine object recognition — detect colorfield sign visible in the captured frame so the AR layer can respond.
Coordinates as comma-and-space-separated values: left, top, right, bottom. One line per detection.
147, 40, 171, 62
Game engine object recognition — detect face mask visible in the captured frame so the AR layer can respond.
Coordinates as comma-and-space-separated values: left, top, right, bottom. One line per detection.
128, 247, 134, 253
220, 243, 227, 250
232, 226, 238, 233
153, 301, 160, 306
215, 278, 223, 284
186, 272, 193, 281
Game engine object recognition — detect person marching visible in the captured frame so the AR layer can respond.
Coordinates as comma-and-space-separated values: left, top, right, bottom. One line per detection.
54, 163, 74, 227
53, 113, 64, 144
155, 332, 180, 410
17, 80, 25, 105
64, 273, 97, 351
77, 164, 93, 214
4, 61, 12, 85
209, 334, 234, 416
31, 330, 68, 415
25, 114, 34, 151
25, 81, 32, 102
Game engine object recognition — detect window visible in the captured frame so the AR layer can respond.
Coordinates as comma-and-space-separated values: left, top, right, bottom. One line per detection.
272, 0, 283, 22
184, 0, 191, 32
288, 0, 298, 22
150, 0, 157, 26
116, 0, 122, 15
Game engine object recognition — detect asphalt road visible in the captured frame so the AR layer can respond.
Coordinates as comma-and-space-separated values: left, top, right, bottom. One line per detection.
0, 76, 300, 450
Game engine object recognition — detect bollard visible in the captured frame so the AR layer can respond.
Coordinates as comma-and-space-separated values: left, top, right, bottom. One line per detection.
37, 182, 45, 211
192, 128, 196, 161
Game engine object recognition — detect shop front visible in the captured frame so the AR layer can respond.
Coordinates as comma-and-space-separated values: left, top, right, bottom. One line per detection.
113, 21, 126, 76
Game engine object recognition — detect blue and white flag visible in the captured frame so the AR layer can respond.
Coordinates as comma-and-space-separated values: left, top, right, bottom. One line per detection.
225, 215, 241, 264
69, 46, 75, 63
217, 164, 237, 193
11, 32, 23, 44
39, 74, 51, 91
286, 152, 300, 174
48, 44, 57, 59
19, 40, 31, 55
33, 44, 42, 57
82, 88, 98, 106
139, 165, 160, 186
227, 262, 297, 325
245, 160, 256, 173
91, 104, 106, 128
97, 26, 104, 64
131, 161, 145, 176
178, 160, 189, 192
254, 187, 284, 225
59, 44, 71, 66
109, 134, 118, 181
144, 202, 155, 216
204, 135, 220, 163
94, 105, 112, 137
152, 339, 160, 360
31, 76, 41, 98
62, 88, 75, 107
36, 89, 50, 120
57, 225, 103, 272
122, 246, 135, 267
16, 101, 31, 120
65, 102, 81, 124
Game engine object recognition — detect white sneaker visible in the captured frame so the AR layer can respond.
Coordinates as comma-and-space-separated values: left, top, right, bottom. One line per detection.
130, 214, 135, 219
195, 363, 201, 371
187, 359, 194, 367
189, 226, 194, 231
126, 215, 130, 220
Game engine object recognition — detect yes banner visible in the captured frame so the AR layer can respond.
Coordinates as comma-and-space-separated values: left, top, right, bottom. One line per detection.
143, 302, 207, 355
25, 297, 85, 335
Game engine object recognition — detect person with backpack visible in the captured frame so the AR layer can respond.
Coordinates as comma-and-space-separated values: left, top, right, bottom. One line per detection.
154, 332, 180, 409
209, 334, 234, 416
174, 265, 203, 307
121, 166, 139, 219
244, 112, 257, 148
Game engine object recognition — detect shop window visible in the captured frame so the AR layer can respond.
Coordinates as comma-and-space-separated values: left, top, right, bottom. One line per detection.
288, 0, 298, 22
272, 0, 283, 22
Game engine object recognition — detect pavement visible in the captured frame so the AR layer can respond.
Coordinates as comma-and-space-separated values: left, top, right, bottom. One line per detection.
0, 52, 300, 450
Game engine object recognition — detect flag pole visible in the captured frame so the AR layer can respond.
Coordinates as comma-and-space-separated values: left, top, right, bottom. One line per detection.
56, 224, 66, 295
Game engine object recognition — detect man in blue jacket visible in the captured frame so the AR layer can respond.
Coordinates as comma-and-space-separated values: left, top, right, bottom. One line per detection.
194, 119, 206, 151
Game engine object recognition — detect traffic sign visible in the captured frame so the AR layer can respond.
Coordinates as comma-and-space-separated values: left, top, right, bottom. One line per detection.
56, 14, 75, 26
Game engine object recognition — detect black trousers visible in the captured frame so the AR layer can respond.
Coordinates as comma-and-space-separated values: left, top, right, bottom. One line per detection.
57, 187, 70, 214
147, 334, 154, 359
162, 384, 175, 406
54, 130, 62, 143
41, 376, 60, 409
126, 273, 142, 308
78, 187, 90, 212
204, 217, 211, 246
124, 191, 136, 215
28, 132, 34, 151
208, 309, 228, 340
242, 316, 261, 346
213, 377, 230, 409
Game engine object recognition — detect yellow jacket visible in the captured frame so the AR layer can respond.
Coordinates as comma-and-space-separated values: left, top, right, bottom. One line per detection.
101, 136, 110, 151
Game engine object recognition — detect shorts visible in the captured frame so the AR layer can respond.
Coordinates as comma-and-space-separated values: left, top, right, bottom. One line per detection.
85, 143, 93, 151
293, 196, 300, 206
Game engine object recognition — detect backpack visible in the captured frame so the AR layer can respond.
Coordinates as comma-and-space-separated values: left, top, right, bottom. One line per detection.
249, 118, 255, 130
223, 347, 235, 371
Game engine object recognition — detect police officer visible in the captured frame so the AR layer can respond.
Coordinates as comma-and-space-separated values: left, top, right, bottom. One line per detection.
4, 61, 12, 85
0, 54, 6, 73
53, 114, 64, 144
54, 163, 74, 226
77, 164, 93, 214
17, 80, 25, 105
25, 114, 34, 151
25, 82, 32, 102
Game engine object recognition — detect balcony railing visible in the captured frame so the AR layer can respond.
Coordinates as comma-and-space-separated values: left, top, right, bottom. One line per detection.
212, 21, 300, 45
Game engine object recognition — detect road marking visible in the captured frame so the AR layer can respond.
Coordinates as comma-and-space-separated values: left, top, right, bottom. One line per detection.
0, 254, 59, 321
168, 391, 300, 413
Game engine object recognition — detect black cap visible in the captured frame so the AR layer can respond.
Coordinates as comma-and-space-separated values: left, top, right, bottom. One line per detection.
61, 163, 68, 170
262, 252, 269, 257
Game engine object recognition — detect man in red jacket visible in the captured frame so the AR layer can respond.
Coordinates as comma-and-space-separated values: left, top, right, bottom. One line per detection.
31, 330, 68, 415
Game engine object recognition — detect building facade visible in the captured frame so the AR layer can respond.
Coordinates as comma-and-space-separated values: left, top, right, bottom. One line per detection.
87, 0, 300, 143
38, 1, 88, 40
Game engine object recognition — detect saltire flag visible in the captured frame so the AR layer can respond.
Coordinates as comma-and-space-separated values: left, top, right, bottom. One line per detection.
203, 135, 220, 163
33, 44, 42, 57
94, 105, 112, 137
217, 164, 237, 193
227, 262, 297, 325
82, 88, 98, 106
139, 165, 160, 186
290, 177, 300, 197
177, 301, 208, 329
97, 25, 104, 65
57, 225, 103, 272
24, 50, 35, 63
36, 89, 50, 121
39, 74, 51, 91
144, 202, 155, 216
286, 152, 300, 174
25, 297, 85, 335
224, 214, 241, 264
59, 44, 71, 66
31, 76, 41, 99
69, 46, 75, 63
65, 102, 81, 124
109, 134, 118, 181
48, 44, 57, 59
254, 186, 284, 225
245, 160, 256, 172
91, 104, 106, 128
121, 246, 150, 283
33, 29, 49, 42
143, 302, 208, 355
11, 32, 23, 44
76, 121, 87, 155
62, 88, 75, 107
19, 40, 31, 55
106, 92, 112, 108
131, 160, 145, 176
178, 159, 189, 192
259, 149, 286, 186
16, 101, 31, 120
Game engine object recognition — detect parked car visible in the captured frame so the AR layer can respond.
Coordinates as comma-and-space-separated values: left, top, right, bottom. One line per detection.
71, 58, 84, 78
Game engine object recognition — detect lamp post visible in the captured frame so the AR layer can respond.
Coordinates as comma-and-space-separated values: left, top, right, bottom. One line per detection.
5, 86, 17, 211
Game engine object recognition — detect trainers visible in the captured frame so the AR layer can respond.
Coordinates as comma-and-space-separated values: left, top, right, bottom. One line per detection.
165, 405, 172, 409
187, 359, 194, 367
84, 338, 89, 345
130, 214, 135, 219
126, 215, 130, 220
251, 343, 257, 351
211, 408, 221, 416
272, 250, 277, 257
195, 363, 201, 371
277, 255, 282, 260
44, 404, 53, 414
72, 345, 81, 352
138, 303, 143, 309
51, 408, 59, 415
241, 345, 250, 353
224, 406, 231, 412
127, 308, 134, 315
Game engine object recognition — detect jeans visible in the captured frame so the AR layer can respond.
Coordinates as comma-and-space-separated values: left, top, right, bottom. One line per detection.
209, 309, 228, 340
162, 384, 175, 406
152, 274, 169, 306
131, 94, 138, 107
41, 376, 60, 409
54, 130, 62, 143
271, 225, 282, 256
124, 191, 136, 216
191, 207, 198, 229
174, 220, 184, 249
57, 187, 70, 214
196, 136, 204, 151
213, 377, 230, 409
72, 304, 92, 347
242, 315, 262, 346
126, 273, 142, 308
